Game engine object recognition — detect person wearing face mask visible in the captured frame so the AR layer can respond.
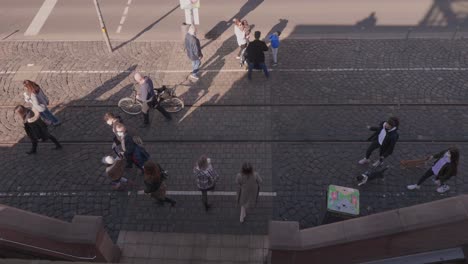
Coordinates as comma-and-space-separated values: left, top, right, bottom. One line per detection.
103, 112, 123, 156
358, 117, 400, 167
407, 147, 459, 193
114, 122, 150, 171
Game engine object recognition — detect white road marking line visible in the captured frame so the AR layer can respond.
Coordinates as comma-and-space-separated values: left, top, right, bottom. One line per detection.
2, 67, 468, 75
24, 0, 58, 36
116, 3, 132, 34
120, 16, 126, 25
0, 190, 277, 197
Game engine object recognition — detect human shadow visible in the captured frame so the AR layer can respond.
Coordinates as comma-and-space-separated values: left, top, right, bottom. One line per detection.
419, 0, 460, 28
264, 19, 289, 41
355, 12, 377, 31
176, 34, 239, 123
113, 4, 180, 51
202, 0, 264, 48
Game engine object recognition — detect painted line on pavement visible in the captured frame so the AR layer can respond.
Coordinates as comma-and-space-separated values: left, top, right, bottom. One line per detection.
0, 190, 276, 197
24, 0, 58, 36
116, 2, 132, 34
2, 67, 468, 75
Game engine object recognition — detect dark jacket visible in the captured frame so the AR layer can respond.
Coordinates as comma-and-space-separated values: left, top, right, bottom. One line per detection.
367, 122, 399, 158
185, 33, 202, 61
246, 39, 268, 64
432, 149, 457, 182
122, 133, 149, 168
24, 108, 51, 141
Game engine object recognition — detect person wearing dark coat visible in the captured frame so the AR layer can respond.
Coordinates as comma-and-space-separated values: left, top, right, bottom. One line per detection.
358, 117, 400, 167
114, 122, 149, 171
143, 160, 176, 206
14, 105, 62, 155
407, 147, 459, 193
245, 31, 269, 80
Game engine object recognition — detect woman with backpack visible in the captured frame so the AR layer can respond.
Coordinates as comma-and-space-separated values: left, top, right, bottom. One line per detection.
23, 80, 60, 126
143, 160, 176, 206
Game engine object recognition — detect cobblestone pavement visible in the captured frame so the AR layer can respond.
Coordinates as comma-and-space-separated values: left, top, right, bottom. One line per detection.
0, 38, 467, 241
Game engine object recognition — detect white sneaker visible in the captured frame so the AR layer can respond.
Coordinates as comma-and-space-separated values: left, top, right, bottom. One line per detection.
407, 184, 420, 190
372, 160, 382, 167
189, 74, 199, 80
358, 174, 368, 186
437, 184, 450, 193
236, 56, 241, 59
358, 158, 370, 165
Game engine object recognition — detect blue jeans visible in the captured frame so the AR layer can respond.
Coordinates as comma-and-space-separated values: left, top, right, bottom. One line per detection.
248, 62, 269, 79
192, 59, 201, 75
40, 109, 60, 124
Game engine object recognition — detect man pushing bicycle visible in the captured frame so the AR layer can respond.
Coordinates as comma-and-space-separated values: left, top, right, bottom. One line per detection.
134, 72, 172, 127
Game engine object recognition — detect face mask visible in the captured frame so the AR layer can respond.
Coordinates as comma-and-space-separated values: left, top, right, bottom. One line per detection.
117, 131, 124, 137
444, 152, 451, 160
106, 120, 113, 126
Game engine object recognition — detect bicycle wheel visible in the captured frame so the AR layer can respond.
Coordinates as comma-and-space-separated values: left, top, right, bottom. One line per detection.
160, 97, 184, 113
118, 98, 143, 115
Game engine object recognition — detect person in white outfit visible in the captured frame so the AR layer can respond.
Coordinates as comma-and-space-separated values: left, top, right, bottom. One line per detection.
233, 18, 248, 59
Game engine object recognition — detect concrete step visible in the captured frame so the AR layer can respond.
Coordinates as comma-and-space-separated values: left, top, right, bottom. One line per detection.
117, 231, 269, 264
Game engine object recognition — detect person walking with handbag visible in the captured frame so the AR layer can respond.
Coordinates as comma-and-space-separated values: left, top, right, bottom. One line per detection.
407, 147, 459, 193
194, 155, 219, 211
23, 80, 60, 126
14, 105, 62, 155
236, 162, 262, 223
102, 155, 129, 190
143, 160, 176, 207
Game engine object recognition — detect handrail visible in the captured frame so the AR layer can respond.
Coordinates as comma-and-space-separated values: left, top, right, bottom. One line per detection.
0, 236, 97, 260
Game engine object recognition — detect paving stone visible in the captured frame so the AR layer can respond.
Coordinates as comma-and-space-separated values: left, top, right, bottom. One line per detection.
1, 38, 467, 253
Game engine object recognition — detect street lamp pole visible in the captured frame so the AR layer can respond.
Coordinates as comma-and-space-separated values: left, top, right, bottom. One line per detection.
93, 0, 113, 53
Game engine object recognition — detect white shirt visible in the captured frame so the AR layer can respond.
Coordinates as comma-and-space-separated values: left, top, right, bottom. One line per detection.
234, 25, 247, 46
378, 123, 396, 145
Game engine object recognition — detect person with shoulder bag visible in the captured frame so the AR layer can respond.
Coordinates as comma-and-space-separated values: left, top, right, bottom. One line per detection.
114, 123, 149, 171
144, 160, 176, 206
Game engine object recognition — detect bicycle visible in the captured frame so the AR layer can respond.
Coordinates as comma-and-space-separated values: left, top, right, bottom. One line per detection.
118, 85, 185, 115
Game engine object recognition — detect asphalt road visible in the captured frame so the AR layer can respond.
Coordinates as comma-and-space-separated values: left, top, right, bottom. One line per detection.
1, 0, 466, 41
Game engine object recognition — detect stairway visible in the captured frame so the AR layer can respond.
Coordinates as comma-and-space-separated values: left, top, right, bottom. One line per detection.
117, 231, 269, 263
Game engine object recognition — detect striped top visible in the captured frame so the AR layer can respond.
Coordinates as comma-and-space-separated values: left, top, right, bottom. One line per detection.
194, 166, 219, 190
